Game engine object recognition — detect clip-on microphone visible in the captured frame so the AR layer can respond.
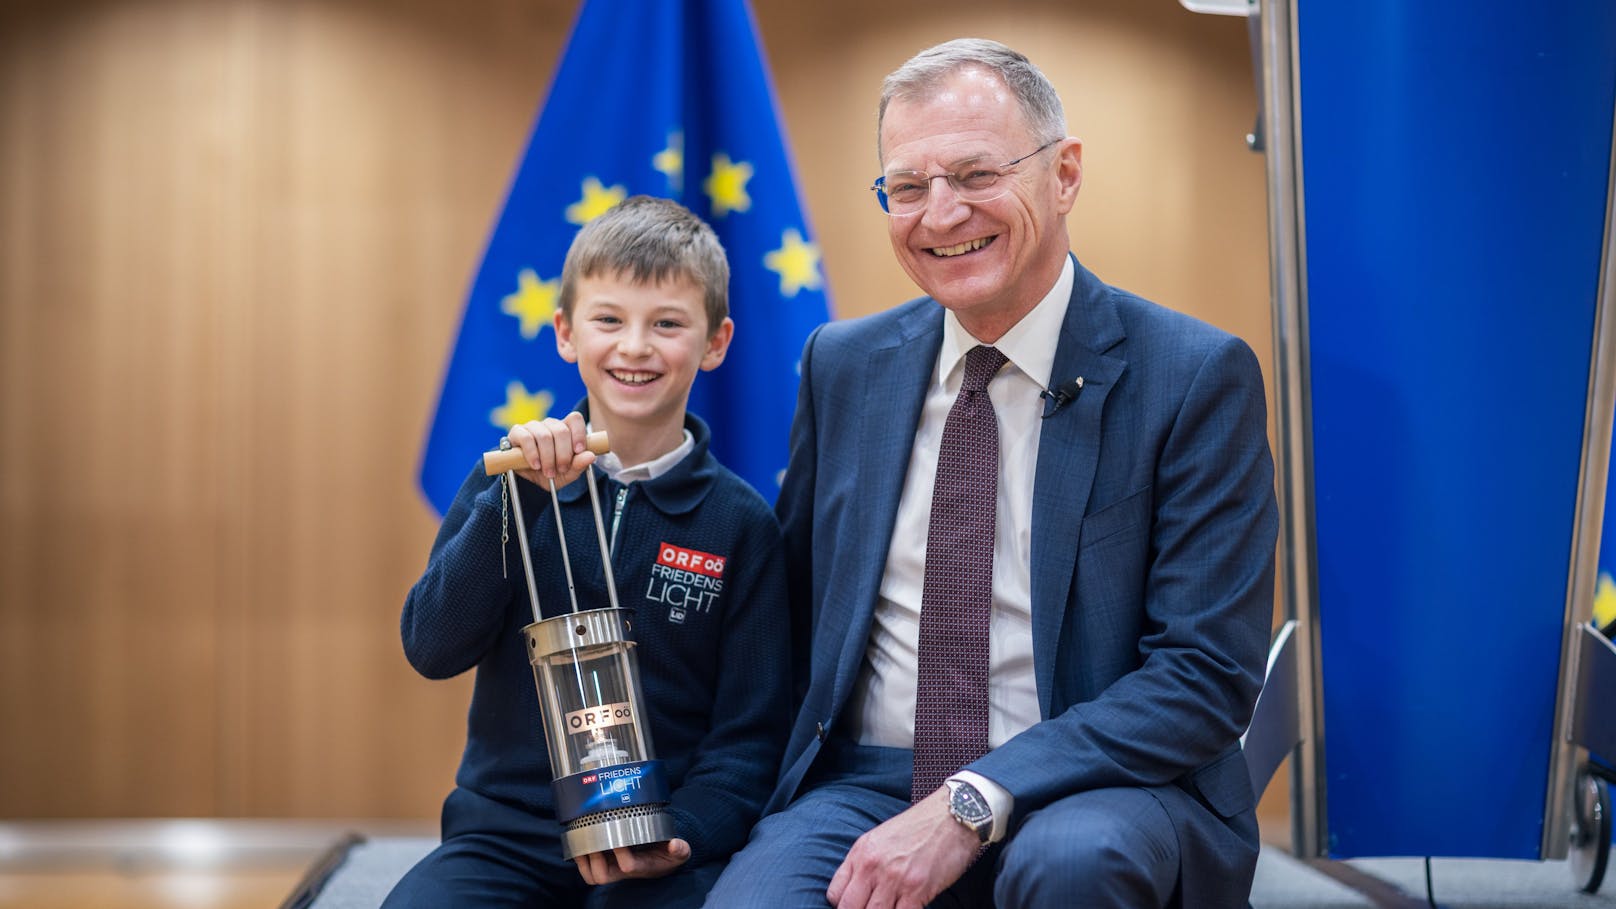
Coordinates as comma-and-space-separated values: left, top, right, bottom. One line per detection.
1039, 377, 1085, 419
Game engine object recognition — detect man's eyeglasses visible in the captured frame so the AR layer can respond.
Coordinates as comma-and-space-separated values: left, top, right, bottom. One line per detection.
870, 139, 1061, 216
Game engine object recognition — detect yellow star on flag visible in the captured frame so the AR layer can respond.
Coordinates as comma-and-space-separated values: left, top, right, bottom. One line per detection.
1595, 571, 1616, 631
703, 153, 754, 217
501, 268, 559, 340
763, 228, 824, 298
489, 381, 554, 430
565, 177, 627, 225
654, 132, 684, 192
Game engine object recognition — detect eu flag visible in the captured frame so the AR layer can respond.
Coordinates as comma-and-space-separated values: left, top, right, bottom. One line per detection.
418, 0, 831, 514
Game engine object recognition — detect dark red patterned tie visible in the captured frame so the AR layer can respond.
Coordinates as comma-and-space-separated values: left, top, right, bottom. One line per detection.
912, 344, 1007, 802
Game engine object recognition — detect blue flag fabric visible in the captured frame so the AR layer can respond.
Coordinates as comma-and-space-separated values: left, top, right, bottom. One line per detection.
419, 0, 831, 515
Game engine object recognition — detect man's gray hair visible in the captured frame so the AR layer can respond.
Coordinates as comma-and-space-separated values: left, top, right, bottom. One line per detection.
878, 38, 1067, 157
559, 195, 729, 334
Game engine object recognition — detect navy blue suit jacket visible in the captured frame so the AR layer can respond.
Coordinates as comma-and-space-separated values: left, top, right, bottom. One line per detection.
772, 257, 1278, 905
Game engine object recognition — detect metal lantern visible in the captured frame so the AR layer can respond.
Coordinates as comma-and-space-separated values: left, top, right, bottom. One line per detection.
525, 608, 674, 857
484, 436, 677, 859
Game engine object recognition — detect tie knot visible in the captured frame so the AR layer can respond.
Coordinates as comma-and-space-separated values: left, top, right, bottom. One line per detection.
961, 345, 1007, 394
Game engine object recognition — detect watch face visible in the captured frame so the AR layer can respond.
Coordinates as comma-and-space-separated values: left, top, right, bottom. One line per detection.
949, 781, 992, 839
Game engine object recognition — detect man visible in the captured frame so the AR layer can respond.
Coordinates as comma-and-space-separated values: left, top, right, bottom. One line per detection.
706, 38, 1277, 909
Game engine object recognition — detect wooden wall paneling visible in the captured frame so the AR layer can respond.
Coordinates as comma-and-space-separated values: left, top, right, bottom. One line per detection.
0, 1, 236, 817
215, 0, 572, 817
207, 0, 269, 822
0, 9, 53, 814
209, 0, 533, 817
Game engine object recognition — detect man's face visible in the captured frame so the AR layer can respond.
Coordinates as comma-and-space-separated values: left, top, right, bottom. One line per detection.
878, 67, 1081, 337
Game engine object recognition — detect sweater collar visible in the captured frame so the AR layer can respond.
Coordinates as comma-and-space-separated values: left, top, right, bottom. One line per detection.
555, 402, 716, 516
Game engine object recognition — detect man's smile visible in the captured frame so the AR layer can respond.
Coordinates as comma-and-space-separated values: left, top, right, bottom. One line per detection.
927, 236, 995, 257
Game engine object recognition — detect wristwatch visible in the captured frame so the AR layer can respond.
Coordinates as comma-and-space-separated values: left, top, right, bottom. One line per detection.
945, 778, 994, 843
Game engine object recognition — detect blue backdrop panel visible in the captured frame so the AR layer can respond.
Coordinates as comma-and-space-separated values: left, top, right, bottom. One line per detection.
1298, 2, 1616, 859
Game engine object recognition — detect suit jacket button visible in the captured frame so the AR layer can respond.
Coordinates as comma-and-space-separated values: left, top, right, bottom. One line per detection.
816, 721, 826, 742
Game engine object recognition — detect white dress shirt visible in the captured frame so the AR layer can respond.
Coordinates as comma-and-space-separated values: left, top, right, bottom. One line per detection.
848, 256, 1075, 839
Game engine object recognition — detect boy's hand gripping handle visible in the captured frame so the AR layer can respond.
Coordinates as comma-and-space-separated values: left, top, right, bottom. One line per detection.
482, 431, 611, 476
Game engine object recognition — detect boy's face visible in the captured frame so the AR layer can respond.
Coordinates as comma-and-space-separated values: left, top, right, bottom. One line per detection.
555, 272, 733, 445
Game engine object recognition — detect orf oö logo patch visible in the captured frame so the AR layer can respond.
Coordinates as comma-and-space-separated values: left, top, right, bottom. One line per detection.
646, 542, 727, 624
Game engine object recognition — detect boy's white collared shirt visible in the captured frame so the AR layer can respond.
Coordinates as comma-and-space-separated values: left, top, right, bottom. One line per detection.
592, 428, 694, 483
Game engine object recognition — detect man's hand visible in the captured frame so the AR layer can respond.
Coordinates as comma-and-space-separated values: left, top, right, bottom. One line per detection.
573, 838, 691, 885
826, 786, 980, 908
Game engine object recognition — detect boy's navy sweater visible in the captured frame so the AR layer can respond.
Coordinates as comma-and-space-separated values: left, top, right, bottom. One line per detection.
401, 414, 789, 866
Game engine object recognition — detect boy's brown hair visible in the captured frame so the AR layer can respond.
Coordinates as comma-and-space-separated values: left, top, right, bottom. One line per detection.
558, 195, 730, 335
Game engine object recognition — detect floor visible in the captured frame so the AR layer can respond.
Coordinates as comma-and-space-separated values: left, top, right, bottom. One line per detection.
0, 868, 302, 909
3, 819, 1615, 909
0, 819, 432, 909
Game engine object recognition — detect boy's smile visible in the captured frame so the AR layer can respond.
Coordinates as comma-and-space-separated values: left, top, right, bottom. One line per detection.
555, 272, 733, 466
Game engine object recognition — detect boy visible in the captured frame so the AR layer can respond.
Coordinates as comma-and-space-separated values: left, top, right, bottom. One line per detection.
385, 196, 790, 908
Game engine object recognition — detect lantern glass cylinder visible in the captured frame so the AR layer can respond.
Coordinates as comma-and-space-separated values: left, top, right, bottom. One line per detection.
533, 631, 652, 776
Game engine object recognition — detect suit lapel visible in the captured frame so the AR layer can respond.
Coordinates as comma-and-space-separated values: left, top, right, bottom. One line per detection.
829, 305, 942, 718
1030, 261, 1127, 718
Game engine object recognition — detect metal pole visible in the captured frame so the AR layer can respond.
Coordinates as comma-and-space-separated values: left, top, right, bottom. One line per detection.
1257, 0, 1325, 859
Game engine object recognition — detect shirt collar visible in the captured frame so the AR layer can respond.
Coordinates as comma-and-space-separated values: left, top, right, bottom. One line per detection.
938, 253, 1074, 390
594, 429, 694, 484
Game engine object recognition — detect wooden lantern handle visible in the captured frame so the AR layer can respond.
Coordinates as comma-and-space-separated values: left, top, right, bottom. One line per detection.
482, 431, 610, 476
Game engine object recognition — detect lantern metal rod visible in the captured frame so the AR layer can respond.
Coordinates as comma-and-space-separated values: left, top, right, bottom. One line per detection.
502, 470, 545, 626
583, 467, 622, 611
548, 479, 582, 614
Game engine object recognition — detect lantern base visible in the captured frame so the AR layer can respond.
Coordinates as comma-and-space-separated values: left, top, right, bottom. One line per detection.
561, 803, 677, 860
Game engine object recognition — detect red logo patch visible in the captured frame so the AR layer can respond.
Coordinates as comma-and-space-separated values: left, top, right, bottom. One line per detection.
656, 542, 726, 578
